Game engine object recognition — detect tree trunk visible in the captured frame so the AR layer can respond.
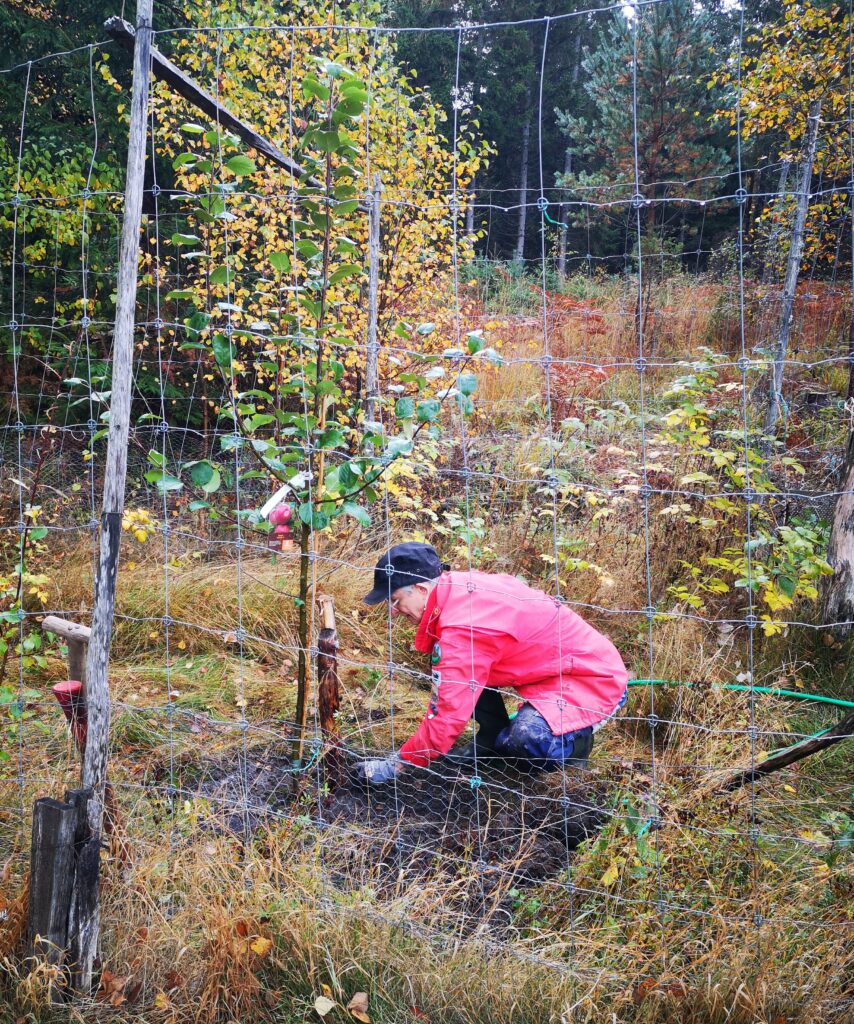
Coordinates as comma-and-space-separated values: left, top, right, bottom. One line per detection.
514, 98, 531, 264
822, 428, 854, 632
764, 98, 821, 439
364, 174, 382, 430
465, 177, 475, 238
761, 159, 792, 285
557, 148, 572, 277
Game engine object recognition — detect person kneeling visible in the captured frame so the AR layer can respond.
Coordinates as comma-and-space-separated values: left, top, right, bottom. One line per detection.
356, 543, 627, 783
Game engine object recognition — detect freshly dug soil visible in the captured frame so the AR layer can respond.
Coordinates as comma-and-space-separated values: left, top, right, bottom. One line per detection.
185, 743, 604, 913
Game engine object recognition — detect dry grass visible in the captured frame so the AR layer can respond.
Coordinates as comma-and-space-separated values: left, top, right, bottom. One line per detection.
2, 274, 853, 1023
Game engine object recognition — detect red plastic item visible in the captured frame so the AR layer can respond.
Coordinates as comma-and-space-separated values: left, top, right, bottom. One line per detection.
52, 680, 88, 748
269, 503, 292, 525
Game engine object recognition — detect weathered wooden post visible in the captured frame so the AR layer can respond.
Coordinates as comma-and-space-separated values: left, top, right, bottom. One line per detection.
76, 0, 154, 993
26, 798, 77, 1000
316, 595, 342, 783
25, 787, 95, 1001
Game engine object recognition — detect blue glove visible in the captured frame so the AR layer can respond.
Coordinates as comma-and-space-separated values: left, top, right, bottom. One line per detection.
357, 755, 402, 784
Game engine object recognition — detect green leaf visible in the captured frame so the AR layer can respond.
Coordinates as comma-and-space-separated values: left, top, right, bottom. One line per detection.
147, 449, 166, 468
416, 322, 436, 336
458, 373, 477, 396
296, 240, 321, 259
209, 265, 232, 285
185, 311, 211, 340
166, 289, 195, 301
313, 129, 340, 153
332, 199, 360, 216
329, 264, 362, 285
180, 122, 206, 134
318, 426, 345, 449
269, 251, 291, 274
416, 399, 441, 423
226, 155, 256, 176
456, 394, 475, 417
302, 75, 330, 101
172, 152, 197, 169
171, 232, 200, 246
188, 499, 210, 511
778, 575, 797, 598
144, 470, 183, 493
466, 332, 485, 354
335, 94, 366, 118
298, 502, 329, 531
395, 397, 415, 419
28, 527, 48, 541
342, 501, 371, 527
211, 334, 233, 371
187, 460, 215, 489
386, 436, 413, 458
245, 414, 275, 432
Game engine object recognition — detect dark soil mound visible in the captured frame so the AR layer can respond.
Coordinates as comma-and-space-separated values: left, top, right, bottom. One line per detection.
178, 744, 605, 925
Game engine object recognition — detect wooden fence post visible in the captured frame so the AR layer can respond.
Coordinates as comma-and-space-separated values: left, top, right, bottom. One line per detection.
316, 595, 342, 782
75, 0, 154, 994
26, 799, 77, 1000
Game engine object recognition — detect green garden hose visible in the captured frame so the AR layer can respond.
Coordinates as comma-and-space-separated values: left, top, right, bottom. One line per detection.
628, 678, 854, 711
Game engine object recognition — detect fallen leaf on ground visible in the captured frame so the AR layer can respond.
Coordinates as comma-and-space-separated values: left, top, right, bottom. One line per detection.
347, 991, 371, 1022
250, 936, 273, 956
315, 995, 336, 1017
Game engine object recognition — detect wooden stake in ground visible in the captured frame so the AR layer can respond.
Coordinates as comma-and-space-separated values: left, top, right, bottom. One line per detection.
763, 98, 821, 439
79, 0, 154, 994
316, 595, 343, 783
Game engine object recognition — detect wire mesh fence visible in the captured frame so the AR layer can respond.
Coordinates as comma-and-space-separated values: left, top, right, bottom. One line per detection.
1, 0, 853, 1018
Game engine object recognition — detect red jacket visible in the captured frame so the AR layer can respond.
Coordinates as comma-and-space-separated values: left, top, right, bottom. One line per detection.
398, 570, 628, 767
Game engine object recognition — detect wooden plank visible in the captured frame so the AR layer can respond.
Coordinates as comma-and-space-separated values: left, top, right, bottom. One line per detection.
41, 616, 91, 644
27, 797, 77, 1000
63, 788, 94, 991
41, 617, 89, 688
79, 0, 154, 995
104, 16, 323, 191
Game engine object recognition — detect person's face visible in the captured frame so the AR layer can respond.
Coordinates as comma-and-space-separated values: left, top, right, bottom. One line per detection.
389, 583, 430, 624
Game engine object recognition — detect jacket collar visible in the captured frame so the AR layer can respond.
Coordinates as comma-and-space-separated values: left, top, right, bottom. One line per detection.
413, 575, 445, 652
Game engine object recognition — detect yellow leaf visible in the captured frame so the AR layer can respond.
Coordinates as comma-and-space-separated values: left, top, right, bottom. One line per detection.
250, 936, 273, 956
347, 991, 371, 1022
600, 860, 621, 887
154, 992, 171, 1010
783, 784, 796, 794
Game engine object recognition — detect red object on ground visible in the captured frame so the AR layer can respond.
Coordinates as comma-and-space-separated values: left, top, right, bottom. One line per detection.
52, 679, 88, 748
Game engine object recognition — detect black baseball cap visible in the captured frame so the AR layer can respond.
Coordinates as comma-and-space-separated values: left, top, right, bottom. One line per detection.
363, 542, 445, 605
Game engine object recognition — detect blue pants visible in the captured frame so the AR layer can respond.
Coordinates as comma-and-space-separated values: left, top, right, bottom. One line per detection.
493, 703, 593, 762
474, 689, 593, 764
